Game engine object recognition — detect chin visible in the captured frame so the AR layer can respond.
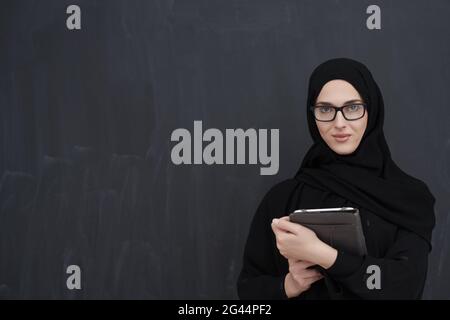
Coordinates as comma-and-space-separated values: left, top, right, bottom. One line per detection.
330, 144, 357, 155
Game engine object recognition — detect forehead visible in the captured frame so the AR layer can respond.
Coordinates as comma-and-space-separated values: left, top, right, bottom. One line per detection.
316, 80, 363, 103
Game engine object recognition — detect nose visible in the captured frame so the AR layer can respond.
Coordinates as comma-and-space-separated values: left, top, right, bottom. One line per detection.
334, 110, 347, 128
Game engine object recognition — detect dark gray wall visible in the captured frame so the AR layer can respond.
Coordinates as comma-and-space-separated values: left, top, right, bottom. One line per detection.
0, 0, 449, 299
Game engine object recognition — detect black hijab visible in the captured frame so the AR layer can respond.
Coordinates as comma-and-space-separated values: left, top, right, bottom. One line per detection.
294, 57, 436, 249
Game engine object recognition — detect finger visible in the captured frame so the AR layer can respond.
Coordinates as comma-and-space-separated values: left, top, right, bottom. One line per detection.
273, 218, 299, 234
271, 220, 282, 234
306, 274, 324, 285
280, 216, 290, 221
271, 221, 291, 236
301, 268, 322, 278
271, 219, 282, 231
270, 221, 277, 232
295, 260, 316, 269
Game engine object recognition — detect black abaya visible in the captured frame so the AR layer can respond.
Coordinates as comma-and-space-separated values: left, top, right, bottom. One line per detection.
237, 58, 435, 300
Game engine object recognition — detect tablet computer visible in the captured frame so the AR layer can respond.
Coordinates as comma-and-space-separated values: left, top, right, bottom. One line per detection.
289, 207, 367, 256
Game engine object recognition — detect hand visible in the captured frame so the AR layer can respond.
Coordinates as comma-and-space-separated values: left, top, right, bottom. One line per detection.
284, 259, 324, 298
271, 216, 338, 269
271, 216, 320, 261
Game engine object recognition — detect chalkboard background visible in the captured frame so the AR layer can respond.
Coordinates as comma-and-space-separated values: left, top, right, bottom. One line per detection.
1, 0, 449, 299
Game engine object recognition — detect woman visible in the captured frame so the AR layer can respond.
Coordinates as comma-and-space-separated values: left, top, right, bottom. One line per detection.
236, 58, 436, 300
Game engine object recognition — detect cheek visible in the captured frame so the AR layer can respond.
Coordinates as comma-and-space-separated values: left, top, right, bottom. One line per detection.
316, 122, 331, 137
355, 116, 368, 137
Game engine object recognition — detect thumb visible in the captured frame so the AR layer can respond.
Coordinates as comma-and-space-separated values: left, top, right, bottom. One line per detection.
273, 218, 298, 234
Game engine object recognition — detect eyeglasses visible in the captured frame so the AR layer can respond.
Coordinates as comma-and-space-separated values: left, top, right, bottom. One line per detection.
310, 103, 367, 122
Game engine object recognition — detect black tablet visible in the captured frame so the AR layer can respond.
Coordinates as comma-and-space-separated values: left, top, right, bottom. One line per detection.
289, 207, 367, 256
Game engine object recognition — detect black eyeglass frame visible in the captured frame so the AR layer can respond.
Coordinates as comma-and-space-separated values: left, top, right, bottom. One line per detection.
309, 103, 367, 122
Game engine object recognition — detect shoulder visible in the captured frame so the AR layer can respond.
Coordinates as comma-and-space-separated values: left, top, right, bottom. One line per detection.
258, 178, 299, 215
264, 178, 299, 199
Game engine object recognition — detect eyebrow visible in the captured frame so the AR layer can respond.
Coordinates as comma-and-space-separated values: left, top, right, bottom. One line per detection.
315, 99, 364, 106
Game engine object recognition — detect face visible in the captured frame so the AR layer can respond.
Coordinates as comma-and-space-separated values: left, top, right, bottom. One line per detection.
314, 80, 368, 155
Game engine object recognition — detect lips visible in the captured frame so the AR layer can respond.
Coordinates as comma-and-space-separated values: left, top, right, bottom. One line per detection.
332, 134, 351, 142
332, 134, 351, 138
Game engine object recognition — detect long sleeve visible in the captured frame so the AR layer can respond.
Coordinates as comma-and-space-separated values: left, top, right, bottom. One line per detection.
237, 191, 288, 300
324, 227, 430, 299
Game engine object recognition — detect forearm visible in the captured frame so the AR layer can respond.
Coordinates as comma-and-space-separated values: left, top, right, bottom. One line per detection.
307, 240, 338, 269
321, 232, 430, 299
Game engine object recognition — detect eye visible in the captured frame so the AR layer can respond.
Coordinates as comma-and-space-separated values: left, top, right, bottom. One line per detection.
318, 106, 332, 113
348, 104, 361, 111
